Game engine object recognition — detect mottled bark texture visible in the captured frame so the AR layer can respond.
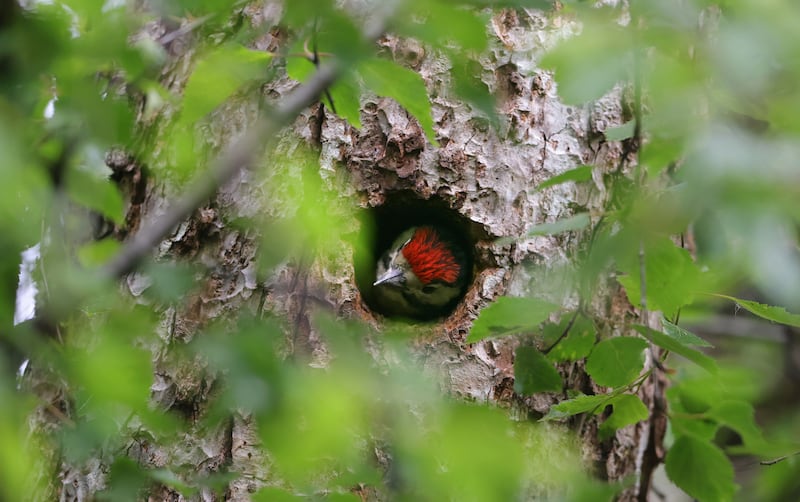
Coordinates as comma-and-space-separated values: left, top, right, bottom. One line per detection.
58, 4, 664, 501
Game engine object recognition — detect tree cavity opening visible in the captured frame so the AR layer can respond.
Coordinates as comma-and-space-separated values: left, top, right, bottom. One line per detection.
354, 192, 477, 320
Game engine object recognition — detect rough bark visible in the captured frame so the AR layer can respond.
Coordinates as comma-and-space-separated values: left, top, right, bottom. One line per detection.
51, 4, 663, 501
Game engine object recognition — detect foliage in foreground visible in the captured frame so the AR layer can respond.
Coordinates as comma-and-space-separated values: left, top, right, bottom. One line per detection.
1, 0, 800, 501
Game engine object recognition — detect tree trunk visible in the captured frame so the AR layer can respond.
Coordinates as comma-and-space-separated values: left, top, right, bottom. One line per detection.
51, 5, 662, 501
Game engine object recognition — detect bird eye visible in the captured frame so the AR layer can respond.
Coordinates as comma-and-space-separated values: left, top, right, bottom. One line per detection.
421, 284, 438, 294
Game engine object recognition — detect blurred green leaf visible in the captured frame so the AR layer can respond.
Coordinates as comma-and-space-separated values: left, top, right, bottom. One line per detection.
598, 394, 648, 440
282, 0, 335, 26
401, 0, 488, 52
53, 85, 135, 146
667, 366, 761, 418
604, 120, 635, 141
358, 57, 438, 144
100, 457, 149, 502
467, 297, 559, 343
706, 401, 772, 455
542, 393, 611, 421
541, 21, 633, 104
258, 362, 379, 489
665, 436, 737, 502
668, 408, 719, 443
71, 345, 151, 409
458, 0, 553, 7
397, 404, 527, 501
198, 319, 285, 417
149, 469, 197, 496
325, 493, 362, 502
536, 165, 593, 191
288, 47, 362, 128
65, 167, 125, 226
78, 239, 122, 267
568, 478, 623, 502
661, 319, 713, 348
182, 44, 272, 126
451, 58, 498, 127
545, 315, 596, 362
634, 325, 718, 374
712, 295, 800, 328
0, 380, 39, 501
526, 213, 590, 236
514, 346, 562, 394
618, 237, 703, 317
253, 487, 305, 501
326, 76, 362, 128
141, 261, 197, 303
586, 337, 647, 388
283, 3, 368, 65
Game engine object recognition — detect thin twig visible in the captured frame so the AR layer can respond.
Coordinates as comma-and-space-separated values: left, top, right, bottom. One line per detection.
760, 451, 800, 466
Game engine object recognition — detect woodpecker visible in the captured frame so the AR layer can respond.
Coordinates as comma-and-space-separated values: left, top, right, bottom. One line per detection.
372, 225, 469, 319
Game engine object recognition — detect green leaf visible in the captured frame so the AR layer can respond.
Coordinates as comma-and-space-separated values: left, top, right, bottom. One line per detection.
142, 262, 197, 303
77, 239, 121, 267
599, 394, 649, 440
70, 330, 152, 410
182, 45, 272, 125
401, 0, 488, 52
712, 294, 800, 328
586, 337, 648, 388
604, 120, 635, 141
467, 297, 559, 343
514, 346, 562, 394
451, 59, 498, 128
65, 167, 125, 226
286, 42, 362, 128
458, 0, 552, 7
325, 493, 361, 502
706, 401, 771, 455
665, 436, 736, 502
253, 487, 305, 502
149, 469, 196, 495
541, 393, 612, 421
541, 22, 633, 104
546, 315, 596, 362
102, 457, 149, 501
662, 319, 713, 348
633, 325, 718, 374
617, 237, 702, 317
568, 478, 624, 502
526, 213, 590, 236
326, 76, 362, 128
536, 165, 593, 191
358, 57, 438, 144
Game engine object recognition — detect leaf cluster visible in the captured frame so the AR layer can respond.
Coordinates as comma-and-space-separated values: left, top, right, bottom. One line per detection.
2, 0, 800, 501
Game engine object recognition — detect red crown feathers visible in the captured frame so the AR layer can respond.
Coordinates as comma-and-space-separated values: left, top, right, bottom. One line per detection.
401, 227, 460, 285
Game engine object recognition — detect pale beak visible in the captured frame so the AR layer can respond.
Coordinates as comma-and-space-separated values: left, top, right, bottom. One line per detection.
373, 267, 404, 286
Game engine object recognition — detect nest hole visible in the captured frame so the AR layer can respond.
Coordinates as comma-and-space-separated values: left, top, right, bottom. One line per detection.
355, 192, 482, 320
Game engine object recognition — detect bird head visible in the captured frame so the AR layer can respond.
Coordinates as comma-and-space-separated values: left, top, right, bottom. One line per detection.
373, 226, 467, 318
